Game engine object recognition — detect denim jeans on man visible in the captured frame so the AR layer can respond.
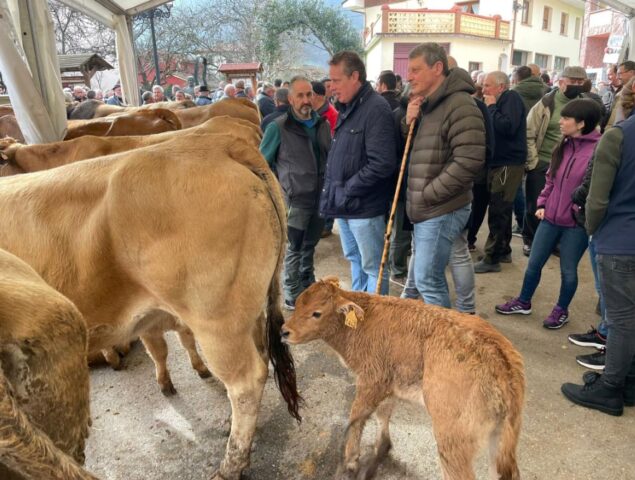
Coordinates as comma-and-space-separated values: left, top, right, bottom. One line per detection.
598, 255, 635, 387
401, 231, 475, 313
283, 207, 325, 303
518, 219, 588, 308
589, 237, 608, 336
413, 204, 471, 308
338, 215, 389, 294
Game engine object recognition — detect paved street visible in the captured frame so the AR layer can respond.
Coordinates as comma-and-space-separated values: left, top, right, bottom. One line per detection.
85, 228, 635, 480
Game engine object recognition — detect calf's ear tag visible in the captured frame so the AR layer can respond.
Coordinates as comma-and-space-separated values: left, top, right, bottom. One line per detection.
345, 310, 359, 329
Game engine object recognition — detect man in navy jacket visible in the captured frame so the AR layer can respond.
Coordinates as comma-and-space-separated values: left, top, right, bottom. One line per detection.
474, 71, 527, 273
320, 51, 397, 293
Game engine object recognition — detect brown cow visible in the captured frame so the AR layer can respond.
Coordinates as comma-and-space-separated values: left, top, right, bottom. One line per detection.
0, 132, 300, 480
174, 97, 260, 128
0, 115, 261, 177
0, 112, 261, 394
0, 248, 98, 480
69, 99, 196, 120
282, 278, 524, 480
65, 108, 181, 140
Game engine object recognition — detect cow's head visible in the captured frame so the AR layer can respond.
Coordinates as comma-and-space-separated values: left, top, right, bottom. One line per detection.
281, 276, 364, 344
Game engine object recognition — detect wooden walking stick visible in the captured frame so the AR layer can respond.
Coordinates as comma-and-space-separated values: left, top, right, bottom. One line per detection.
376, 120, 417, 294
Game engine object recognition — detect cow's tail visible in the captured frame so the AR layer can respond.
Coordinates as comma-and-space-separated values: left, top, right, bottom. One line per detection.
0, 372, 100, 480
260, 165, 303, 423
493, 352, 524, 480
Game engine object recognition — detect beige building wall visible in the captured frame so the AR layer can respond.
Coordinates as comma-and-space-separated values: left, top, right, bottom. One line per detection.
365, 36, 509, 82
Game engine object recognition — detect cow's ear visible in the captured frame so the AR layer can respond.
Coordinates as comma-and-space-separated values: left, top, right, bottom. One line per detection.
321, 276, 340, 289
336, 299, 364, 328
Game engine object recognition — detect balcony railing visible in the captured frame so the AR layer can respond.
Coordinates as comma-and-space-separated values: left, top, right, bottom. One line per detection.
364, 7, 510, 46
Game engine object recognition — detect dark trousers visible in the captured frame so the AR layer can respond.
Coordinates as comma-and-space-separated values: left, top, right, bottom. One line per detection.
467, 181, 489, 246
522, 162, 548, 246
484, 165, 524, 263
283, 206, 325, 302
514, 179, 526, 228
599, 255, 635, 386
389, 200, 412, 277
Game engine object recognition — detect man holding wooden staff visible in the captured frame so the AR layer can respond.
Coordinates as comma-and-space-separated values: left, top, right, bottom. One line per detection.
403, 43, 485, 308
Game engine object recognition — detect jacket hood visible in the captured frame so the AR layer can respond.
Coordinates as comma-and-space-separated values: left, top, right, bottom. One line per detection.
570, 129, 601, 145
514, 77, 547, 97
423, 68, 475, 113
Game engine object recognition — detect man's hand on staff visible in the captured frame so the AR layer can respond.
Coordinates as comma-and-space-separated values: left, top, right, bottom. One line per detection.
406, 96, 424, 125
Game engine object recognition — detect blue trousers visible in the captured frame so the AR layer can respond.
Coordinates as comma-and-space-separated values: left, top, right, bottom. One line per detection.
519, 220, 588, 309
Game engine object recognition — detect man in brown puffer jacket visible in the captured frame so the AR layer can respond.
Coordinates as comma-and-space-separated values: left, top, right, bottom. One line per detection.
403, 43, 485, 308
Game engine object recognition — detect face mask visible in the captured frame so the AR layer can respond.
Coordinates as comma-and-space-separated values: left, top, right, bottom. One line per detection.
563, 85, 584, 99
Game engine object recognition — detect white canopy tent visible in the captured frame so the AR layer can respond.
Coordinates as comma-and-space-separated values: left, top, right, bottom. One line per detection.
0, 0, 170, 144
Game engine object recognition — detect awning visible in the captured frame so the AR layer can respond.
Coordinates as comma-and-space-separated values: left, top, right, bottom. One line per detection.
0, 0, 171, 144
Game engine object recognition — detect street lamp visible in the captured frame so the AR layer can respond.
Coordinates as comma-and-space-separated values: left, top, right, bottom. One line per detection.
510, 1, 524, 67
136, 4, 173, 86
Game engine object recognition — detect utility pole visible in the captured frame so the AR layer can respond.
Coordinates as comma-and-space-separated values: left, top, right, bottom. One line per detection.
135, 4, 173, 87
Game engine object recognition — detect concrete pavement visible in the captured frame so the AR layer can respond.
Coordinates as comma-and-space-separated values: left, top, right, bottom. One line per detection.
84, 229, 635, 480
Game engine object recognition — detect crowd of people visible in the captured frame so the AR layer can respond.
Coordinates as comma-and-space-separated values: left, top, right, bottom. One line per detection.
255, 47, 635, 419
58, 46, 635, 418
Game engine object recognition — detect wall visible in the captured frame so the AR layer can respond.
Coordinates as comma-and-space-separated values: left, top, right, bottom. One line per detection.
512, 0, 583, 70
365, 35, 509, 81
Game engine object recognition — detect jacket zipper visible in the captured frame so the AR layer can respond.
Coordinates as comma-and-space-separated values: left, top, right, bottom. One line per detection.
552, 140, 577, 223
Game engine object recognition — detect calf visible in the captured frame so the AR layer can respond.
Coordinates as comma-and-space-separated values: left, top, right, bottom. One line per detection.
0, 248, 98, 480
282, 277, 524, 480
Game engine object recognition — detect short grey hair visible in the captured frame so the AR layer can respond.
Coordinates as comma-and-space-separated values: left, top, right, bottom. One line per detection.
152, 85, 164, 93
487, 71, 510, 88
289, 75, 311, 93
408, 43, 449, 75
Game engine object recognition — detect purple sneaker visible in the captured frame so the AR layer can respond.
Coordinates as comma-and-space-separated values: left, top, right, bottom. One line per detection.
543, 305, 569, 329
495, 297, 532, 315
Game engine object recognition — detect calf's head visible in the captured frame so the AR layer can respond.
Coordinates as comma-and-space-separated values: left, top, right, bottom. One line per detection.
281, 276, 364, 344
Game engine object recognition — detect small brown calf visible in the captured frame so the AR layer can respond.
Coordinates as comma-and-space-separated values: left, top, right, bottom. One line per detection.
282, 277, 524, 480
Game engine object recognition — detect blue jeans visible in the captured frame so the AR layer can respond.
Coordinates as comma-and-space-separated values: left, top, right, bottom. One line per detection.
589, 238, 608, 337
413, 205, 471, 308
337, 215, 389, 294
519, 220, 588, 309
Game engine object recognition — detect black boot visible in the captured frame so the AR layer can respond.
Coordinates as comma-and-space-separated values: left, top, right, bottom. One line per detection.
562, 374, 624, 416
583, 371, 635, 407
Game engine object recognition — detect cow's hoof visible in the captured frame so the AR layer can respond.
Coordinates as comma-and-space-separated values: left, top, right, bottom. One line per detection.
335, 464, 358, 480
210, 470, 238, 480
198, 368, 212, 379
161, 382, 177, 396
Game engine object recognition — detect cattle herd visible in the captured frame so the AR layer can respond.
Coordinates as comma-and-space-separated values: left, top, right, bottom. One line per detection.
0, 98, 524, 480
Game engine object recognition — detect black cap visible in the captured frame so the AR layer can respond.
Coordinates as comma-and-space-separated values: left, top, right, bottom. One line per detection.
199, 85, 209, 92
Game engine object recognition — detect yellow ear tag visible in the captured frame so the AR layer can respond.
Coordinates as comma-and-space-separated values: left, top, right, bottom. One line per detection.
344, 310, 358, 329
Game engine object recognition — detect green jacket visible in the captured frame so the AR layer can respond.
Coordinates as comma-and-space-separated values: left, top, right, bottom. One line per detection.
586, 127, 623, 234
512, 76, 549, 113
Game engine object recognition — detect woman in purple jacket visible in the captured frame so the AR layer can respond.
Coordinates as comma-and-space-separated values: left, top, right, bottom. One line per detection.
495, 99, 603, 328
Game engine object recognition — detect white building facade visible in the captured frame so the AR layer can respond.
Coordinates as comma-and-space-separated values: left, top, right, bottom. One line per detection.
343, 0, 585, 81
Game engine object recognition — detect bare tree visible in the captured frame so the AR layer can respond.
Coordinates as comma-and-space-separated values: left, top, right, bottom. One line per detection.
49, 0, 115, 59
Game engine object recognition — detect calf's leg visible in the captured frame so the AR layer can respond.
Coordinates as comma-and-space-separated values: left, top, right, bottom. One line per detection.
340, 384, 387, 478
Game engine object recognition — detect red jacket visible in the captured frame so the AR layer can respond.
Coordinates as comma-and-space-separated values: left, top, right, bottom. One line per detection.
319, 102, 338, 136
